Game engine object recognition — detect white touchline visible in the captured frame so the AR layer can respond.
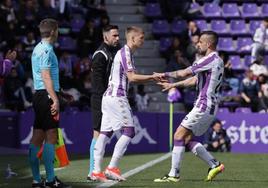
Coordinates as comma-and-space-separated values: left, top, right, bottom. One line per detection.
96, 152, 171, 188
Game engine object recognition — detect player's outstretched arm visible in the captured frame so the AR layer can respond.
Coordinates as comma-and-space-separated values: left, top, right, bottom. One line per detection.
158, 76, 197, 91
127, 71, 163, 82
160, 67, 193, 79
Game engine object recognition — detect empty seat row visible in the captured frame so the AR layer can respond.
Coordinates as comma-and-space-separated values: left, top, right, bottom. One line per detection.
202, 3, 268, 18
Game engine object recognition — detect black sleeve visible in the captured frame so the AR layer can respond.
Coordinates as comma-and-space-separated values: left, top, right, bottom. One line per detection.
91, 53, 108, 95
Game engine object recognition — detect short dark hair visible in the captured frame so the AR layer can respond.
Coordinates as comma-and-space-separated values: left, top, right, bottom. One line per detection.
38, 18, 58, 38
200, 30, 218, 47
102, 25, 119, 33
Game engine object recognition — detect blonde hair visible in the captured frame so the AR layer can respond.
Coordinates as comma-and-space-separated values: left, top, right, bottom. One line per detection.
125, 26, 144, 39
38, 18, 58, 38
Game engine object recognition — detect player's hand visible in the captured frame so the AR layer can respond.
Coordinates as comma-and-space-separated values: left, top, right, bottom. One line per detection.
157, 81, 174, 92
5, 50, 17, 61
152, 72, 167, 82
245, 97, 251, 103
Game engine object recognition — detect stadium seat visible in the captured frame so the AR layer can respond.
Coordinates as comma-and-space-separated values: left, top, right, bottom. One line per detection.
249, 20, 261, 35
171, 19, 187, 35
71, 18, 85, 33
159, 37, 172, 53
222, 3, 240, 18
230, 20, 247, 35
202, 3, 221, 18
189, 2, 201, 14
261, 3, 268, 17
210, 20, 228, 34
237, 37, 253, 52
241, 3, 259, 18
229, 55, 246, 71
244, 55, 252, 67
58, 36, 77, 51
235, 107, 252, 113
218, 107, 230, 113
194, 20, 208, 31
144, 3, 162, 18
218, 37, 235, 52
152, 20, 170, 36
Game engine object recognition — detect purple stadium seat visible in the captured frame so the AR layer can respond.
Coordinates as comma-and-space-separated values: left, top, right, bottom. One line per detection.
262, 4, 268, 17
159, 37, 172, 52
194, 20, 208, 31
235, 107, 252, 113
229, 55, 246, 71
202, 3, 221, 17
244, 55, 252, 67
237, 37, 253, 52
71, 18, 85, 33
171, 19, 187, 34
152, 20, 170, 36
230, 20, 247, 35
249, 20, 261, 35
264, 55, 268, 66
145, 3, 162, 18
218, 37, 235, 52
241, 3, 259, 18
222, 3, 240, 18
210, 20, 228, 34
59, 36, 76, 51
189, 2, 200, 13
218, 107, 230, 113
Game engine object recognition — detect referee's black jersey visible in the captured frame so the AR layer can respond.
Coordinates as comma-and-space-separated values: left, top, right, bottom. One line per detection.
91, 43, 119, 96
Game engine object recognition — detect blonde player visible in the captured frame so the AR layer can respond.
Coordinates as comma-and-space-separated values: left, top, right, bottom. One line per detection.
91, 26, 162, 182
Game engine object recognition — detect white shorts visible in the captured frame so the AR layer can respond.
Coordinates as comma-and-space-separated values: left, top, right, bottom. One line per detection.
181, 106, 216, 136
101, 96, 134, 132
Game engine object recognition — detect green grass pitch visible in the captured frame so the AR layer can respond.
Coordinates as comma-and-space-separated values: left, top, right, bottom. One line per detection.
1, 152, 268, 188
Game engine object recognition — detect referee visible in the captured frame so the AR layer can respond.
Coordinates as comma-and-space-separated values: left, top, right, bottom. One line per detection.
29, 19, 70, 188
87, 25, 120, 180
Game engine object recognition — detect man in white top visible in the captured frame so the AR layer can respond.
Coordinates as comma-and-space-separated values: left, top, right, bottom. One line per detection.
251, 19, 268, 63
91, 26, 162, 182
154, 31, 225, 183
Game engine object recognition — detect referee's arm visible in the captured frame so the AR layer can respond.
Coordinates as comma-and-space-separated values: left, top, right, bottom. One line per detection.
91, 53, 108, 95
41, 69, 59, 113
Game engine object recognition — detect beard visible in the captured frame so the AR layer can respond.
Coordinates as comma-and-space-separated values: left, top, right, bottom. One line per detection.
197, 48, 206, 56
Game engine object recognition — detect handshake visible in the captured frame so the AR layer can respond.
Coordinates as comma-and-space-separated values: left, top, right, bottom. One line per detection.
152, 72, 175, 92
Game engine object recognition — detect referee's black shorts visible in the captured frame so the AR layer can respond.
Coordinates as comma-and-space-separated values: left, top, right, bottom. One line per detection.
91, 95, 102, 131
32, 90, 59, 131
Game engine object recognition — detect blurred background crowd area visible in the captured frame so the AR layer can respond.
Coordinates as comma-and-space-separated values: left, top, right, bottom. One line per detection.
1, 0, 268, 114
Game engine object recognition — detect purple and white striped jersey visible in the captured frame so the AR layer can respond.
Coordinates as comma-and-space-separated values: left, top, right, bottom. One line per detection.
189, 51, 224, 112
104, 45, 135, 97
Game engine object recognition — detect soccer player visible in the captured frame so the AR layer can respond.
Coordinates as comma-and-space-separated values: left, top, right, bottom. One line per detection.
154, 31, 225, 182
0, 50, 17, 77
87, 25, 120, 180
91, 26, 162, 182
29, 19, 70, 188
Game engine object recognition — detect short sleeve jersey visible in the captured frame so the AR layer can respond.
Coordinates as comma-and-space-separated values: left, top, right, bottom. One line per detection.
31, 41, 59, 92
104, 45, 135, 97
189, 52, 224, 112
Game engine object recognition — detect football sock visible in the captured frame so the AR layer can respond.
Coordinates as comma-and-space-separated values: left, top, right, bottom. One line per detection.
108, 135, 131, 168
93, 134, 110, 173
43, 143, 55, 182
29, 144, 41, 183
88, 138, 97, 176
168, 139, 185, 177
190, 141, 219, 168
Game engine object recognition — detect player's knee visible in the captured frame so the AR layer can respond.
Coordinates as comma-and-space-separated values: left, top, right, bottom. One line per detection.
122, 127, 135, 138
